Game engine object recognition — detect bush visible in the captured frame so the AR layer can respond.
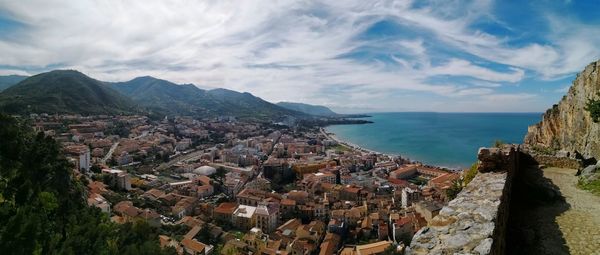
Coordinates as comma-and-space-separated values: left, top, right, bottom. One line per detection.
585, 95, 600, 123
493, 140, 505, 148
464, 163, 478, 185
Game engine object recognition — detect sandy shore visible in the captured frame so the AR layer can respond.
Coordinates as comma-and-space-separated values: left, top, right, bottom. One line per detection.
320, 127, 392, 156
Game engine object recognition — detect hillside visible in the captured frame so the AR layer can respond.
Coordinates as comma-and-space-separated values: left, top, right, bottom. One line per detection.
206, 88, 305, 119
0, 70, 136, 115
277, 102, 338, 116
110, 77, 305, 120
108, 76, 220, 117
0, 75, 28, 92
525, 60, 600, 159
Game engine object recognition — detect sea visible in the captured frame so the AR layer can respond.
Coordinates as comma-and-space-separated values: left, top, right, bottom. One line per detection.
325, 112, 542, 169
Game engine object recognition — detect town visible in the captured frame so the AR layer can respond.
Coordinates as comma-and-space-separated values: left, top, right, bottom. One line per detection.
30, 113, 462, 255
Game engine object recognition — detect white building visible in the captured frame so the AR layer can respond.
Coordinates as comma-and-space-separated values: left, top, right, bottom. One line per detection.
401, 187, 420, 208
255, 204, 279, 233
232, 205, 257, 230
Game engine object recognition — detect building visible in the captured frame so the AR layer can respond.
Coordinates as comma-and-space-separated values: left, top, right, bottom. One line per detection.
214, 202, 237, 224
401, 186, 421, 208
340, 240, 393, 255
255, 204, 279, 233
101, 169, 131, 190
65, 145, 91, 172
414, 200, 443, 223
232, 205, 257, 230
87, 193, 110, 214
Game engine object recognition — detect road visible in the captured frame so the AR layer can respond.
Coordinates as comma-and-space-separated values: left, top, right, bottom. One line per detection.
154, 149, 208, 171
101, 142, 119, 165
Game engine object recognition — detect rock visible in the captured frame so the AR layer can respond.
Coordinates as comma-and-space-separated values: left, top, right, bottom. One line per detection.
581, 164, 597, 176
477, 147, 511, 173
556, 150, 570, 158
473, 238, 493, 254
524, 60, 600, 160
444, 233, 471, 250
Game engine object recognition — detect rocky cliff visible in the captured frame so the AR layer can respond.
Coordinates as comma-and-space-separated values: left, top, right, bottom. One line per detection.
525, 60, 600, 160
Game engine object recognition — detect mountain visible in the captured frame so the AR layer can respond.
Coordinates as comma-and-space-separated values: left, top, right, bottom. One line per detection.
110, 76, 305, 119
276, 102, 338, 116
525, 60, 600, 159
0, 75, 28, 91
0, 70, 136, 115
108, 76, 219, 117
206, 88, 305, 119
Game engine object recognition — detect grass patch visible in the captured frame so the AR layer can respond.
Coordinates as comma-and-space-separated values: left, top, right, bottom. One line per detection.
578, 179, 600, 196
327, 144, 351, 153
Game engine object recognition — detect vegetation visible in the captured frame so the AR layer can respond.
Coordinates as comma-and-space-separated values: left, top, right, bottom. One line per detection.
446, 178, 464, 200
0, 70, 136, 115
463, 163, 479, 185
276, 102, 338, 116
0, 113, 174, 254
493, 139, 505, 148
110, 76, 306, 120
585, 94, 600, 123
446, 163, 478, 200
578, 179, 600, 196
0, 74, 28, 92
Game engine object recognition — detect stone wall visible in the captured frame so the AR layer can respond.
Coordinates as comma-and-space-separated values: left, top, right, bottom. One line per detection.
529, 154, 582, 170
407, 145, 519, 255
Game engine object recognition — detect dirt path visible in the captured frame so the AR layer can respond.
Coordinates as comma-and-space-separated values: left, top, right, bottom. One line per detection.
543, 167, 600, 255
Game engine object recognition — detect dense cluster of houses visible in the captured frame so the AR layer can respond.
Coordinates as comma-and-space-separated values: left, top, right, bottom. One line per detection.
29, 113, 462, 255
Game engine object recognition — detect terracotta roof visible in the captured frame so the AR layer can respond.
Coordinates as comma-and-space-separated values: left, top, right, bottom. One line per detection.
355, 240, 392, 255
214, 202, 238, 214
181, 238, 206, 253
281, 199, 296, 206
197, 175, 211, 186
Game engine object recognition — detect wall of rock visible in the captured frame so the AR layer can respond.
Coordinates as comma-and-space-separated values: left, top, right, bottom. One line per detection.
529, 153, 581, 170
524, 60, 600, 160
407, 146, 519, 255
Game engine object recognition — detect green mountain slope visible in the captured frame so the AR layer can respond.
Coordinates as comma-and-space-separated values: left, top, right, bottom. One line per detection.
206, 88, 306, 119
110, 77, 305, 119
0, 75, 28, 92
0, 70, 136, 115
276, 101, 338, 116
108, 76, 219, 116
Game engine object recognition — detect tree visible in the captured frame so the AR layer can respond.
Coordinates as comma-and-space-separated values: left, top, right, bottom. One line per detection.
197, 222, 213, 244
446, 178, 464, 200
90, 164, 102, 173
0, 114, 175, 255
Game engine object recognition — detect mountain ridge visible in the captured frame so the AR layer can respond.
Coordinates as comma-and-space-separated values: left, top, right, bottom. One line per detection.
0, 75, 28, 91
276, 101, 338, 116
525, 59, 600, 159
0, 70, 137, 115
109, 76, 306, 120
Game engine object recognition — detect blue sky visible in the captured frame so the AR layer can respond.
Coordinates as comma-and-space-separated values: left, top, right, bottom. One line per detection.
0, 0, 599, 113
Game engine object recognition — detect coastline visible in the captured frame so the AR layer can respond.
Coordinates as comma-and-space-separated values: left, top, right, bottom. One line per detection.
319, 127, 389, 156
320, 126, 465, 171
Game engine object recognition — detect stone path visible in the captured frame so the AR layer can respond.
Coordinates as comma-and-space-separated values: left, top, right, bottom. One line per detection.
543, 167, 600, 255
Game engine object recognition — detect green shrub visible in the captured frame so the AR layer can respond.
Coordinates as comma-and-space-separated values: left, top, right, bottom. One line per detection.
585, 94, 600, 123
464, 163, 479, 185
493, 140, 505, 148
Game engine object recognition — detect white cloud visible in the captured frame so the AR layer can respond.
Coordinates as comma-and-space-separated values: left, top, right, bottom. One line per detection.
0, 0, 596, 112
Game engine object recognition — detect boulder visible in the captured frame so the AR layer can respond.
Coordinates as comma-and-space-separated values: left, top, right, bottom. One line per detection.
581, 164, 598, 178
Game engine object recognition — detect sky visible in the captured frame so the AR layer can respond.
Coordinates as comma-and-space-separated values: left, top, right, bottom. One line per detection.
0, 0, 599, 113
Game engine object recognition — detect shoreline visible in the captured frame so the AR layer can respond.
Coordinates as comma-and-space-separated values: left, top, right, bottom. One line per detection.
320, 126, 465, 171
319, 127, 390, 157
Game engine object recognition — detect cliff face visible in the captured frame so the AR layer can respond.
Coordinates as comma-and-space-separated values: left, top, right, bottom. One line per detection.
525, 60, 600, 159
